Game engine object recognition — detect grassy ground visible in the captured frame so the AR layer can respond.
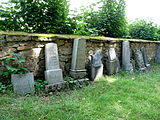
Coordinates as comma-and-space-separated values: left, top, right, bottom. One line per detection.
0, 64, 160, 120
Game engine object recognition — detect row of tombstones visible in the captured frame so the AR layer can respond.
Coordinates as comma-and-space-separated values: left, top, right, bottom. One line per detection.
12, 38, 160, 95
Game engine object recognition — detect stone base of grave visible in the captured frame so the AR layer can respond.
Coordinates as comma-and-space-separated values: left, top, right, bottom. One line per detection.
45, 69, 63, 85
90, 64, 103, 81
45, 78, 90, 92
105, 59, 120, 75
11, 72, 35, 95
70, 69, 87, 79
145, 64, 151, 71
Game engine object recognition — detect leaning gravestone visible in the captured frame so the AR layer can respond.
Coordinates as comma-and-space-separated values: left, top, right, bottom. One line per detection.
140, 47, 150, 71
105, 48, 120, 75
70, 38, 87, 79
155, 44, 160, 63
89, 50, 103, 81
133, 49, 146, 71
11, 72, 35, 95
45, 43, 63, 84
122, 41, 133, 71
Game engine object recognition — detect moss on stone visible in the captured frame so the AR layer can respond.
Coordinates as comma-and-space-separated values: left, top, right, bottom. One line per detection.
0, 31, 160, 43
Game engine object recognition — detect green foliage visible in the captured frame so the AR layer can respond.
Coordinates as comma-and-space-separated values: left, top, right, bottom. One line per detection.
34, 80, 48, 93
0, 82, 12, 93
129, 19, 160, 40
74, 0, 128, 37
2, 52, 29, 83
0, 0, 75, 34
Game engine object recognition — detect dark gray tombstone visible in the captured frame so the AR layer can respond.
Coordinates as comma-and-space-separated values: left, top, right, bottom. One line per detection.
133, 49, 146, 71
70, 38, 87, 79
122, 41, 133, 71
11, 72, 35, 95
89, 50, 103, 81
105, 48, 120, 75
155, 44, 160, 63
140, 47, 150, 71
45, 43, 64, 85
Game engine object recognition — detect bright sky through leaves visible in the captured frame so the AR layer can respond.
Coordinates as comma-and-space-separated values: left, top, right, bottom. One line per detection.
70, 0, 160, 25
1, 0, 160, 24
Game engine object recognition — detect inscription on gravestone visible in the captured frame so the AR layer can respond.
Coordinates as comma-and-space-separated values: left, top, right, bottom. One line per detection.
105, 48, 120, 75
122, 41, 133, 71
140, 47, 150, 71
45, 43, 63, 85
70, 38, 86, 79
133, 49, 146, 71
89, 50, 103, 81
11, 73, 35, 95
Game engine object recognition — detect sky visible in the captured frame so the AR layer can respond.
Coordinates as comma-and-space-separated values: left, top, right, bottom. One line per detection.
1, 0, 160, 25
70, 0, 160, 25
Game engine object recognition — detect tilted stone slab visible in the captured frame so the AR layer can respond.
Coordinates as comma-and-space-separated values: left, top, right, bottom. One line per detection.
11, 72, 35, 95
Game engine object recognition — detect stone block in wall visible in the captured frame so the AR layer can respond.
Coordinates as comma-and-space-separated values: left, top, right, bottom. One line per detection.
0, 35, 6, 40
17, 46, 32, 51
31, 36, 53, 41
6, 35, 32, 41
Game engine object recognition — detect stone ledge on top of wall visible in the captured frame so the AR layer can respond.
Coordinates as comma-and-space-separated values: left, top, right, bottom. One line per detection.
1, 31, 160, 43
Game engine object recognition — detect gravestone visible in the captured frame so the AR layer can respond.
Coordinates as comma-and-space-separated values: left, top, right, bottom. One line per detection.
140, 47, 150, 71
70, 38, 87, 79
155, 44, 160, 63
105, 48, 120, 75
133, 49, 146, 71
45, 43, 63, 85
11, 72, 35, 95
122, 41, 133, 71
89, 50, 103, 81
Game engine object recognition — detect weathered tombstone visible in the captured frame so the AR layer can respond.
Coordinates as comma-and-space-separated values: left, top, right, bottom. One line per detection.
133, 49, 146, 71
155, 44, 160, 63
105, 48, 120, 75
140, 47, 150, 71
11, 72, 35, 95
89, 50, 103, 81
122, 41, 133, 71
70, 38, 87, 79
45, 43, 64, 85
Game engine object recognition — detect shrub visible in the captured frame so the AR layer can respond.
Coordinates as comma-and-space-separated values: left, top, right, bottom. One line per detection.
129, 19, 160, 40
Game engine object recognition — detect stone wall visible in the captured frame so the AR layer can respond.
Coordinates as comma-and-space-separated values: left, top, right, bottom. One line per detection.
0, 31, 159, 79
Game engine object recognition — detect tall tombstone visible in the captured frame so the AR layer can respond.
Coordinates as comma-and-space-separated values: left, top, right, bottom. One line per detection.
105, 48, 120, 75
122, 41, 133, 71
133, 49, 146, 71
89, 50, 103, 81
140, 47, 150, 71
70, 38, 86, 79
45, 43, 64, 85
155, 44, 160, 63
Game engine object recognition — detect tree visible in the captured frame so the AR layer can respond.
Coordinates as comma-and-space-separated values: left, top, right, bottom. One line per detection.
0, 0, 76, 34
129, 19, 160, 40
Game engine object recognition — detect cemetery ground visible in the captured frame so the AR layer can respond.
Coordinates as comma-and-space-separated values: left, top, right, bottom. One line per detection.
0, 64, 160, 120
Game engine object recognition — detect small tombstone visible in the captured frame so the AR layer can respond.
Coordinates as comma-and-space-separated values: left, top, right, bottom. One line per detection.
105, 48, 120, 75
122, 41, 133, 71
70, 38, 87, 79
89, 50, 103, 81
140, 47, 150, 71
155, 44, 160, 63
11, 72, 35, 95
44, 43, 64, 85
133, 49, 146, 71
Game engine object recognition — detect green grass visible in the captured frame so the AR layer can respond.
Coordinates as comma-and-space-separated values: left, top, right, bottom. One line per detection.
0, 64, 160, 120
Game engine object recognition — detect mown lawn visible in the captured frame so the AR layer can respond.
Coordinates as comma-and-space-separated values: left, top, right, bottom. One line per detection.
0, 64, 160, 120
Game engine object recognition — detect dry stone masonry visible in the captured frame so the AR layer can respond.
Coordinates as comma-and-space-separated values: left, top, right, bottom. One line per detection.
0, 32, 160, 81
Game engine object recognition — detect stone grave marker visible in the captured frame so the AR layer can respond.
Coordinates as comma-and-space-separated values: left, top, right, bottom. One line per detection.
140, 47, 150, 71
45, 43, 63, 85
89, 50, 103, 81
133, 49, 146, 71
105, 48, 120, 75
70, 38, 86, 79
11, 72, 35, 95
122, 41, 133, 71
155, 44, 160, 63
